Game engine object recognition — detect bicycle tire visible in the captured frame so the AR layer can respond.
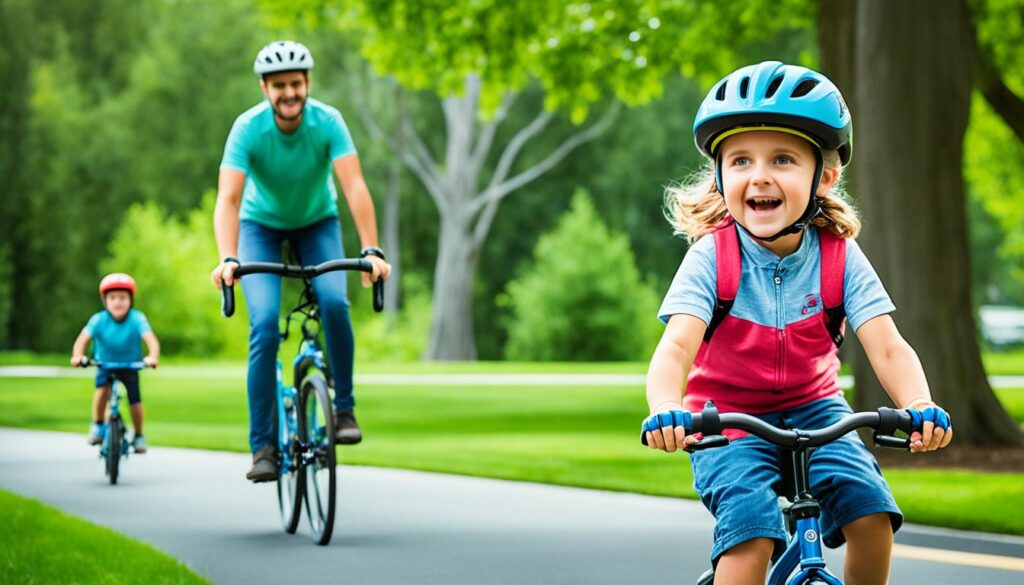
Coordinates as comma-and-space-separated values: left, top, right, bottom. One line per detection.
106, 417, 121, 485
300, 374, 336, 545
277, 389, 305, 534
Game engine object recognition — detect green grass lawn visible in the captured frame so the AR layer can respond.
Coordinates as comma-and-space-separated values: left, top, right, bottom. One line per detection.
1, 364, 1022, 536
0, 488, 209, 584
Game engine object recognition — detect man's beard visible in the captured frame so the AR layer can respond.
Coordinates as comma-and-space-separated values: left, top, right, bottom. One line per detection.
272, 97, 305, 121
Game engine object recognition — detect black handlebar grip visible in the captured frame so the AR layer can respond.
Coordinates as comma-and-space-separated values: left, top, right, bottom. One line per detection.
222, 282, 235, 318
373, 278, 384, 313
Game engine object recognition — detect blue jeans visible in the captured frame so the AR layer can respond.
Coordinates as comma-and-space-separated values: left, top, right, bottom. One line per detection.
239, 217, 355, 453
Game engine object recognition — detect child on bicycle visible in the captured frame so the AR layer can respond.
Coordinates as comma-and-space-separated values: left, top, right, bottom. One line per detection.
71, 273, 160, 453
643, 61, 953, 585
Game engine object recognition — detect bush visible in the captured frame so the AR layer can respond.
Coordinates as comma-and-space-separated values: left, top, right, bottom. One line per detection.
350, 271, 432, 362
102, 193, 429, 361
100, 193, 249, 358
501, 189, 662, 361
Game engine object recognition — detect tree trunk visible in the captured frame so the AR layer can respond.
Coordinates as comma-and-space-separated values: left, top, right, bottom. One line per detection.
425, 218, 479, 360
373, 73, 616, 360
851, 0, 1021, 445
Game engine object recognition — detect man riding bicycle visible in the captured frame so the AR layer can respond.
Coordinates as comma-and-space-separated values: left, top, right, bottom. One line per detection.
210, 40, 391, 482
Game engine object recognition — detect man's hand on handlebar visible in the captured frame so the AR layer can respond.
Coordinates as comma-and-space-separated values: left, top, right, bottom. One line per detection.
361, 255, 391, 289
211, 257, 241, 289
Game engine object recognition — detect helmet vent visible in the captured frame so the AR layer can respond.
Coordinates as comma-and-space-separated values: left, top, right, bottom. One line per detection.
275, 51, 283, 62
715, 81, 728, 101
739, 76, 750, 99
290, 51, 295, 60
765, 75, 784, 99
791, 79, 819, 98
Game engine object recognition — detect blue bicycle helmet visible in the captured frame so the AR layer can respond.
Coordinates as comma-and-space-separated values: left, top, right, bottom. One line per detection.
693, 61, 852, 164
692, 61, 852, 242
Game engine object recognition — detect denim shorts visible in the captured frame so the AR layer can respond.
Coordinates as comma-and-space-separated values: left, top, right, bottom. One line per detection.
689, 395, 902, 563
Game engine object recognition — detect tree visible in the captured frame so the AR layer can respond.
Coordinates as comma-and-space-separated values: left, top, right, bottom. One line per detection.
819, 0, 1022, 445
502, 190, 660, 361
275, 0, 813, 359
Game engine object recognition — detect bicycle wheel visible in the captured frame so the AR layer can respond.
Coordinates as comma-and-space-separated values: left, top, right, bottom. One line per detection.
106, 417, 121, 485
277, 388, 304, 534
300, 374, 336, 545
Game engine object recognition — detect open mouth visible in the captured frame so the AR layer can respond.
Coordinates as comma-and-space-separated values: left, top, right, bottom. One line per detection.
746, 197, 782, 213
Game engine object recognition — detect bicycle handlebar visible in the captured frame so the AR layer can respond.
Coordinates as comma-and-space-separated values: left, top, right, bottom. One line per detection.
76, 357, 150, 371
641, 402, 916, 451
220, 258, 384, 317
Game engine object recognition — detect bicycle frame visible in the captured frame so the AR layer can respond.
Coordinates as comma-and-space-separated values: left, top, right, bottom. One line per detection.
767, 449, 842, 584
100, 378, 128, 460
276, 313, 330, 478
645, 403, 915, 585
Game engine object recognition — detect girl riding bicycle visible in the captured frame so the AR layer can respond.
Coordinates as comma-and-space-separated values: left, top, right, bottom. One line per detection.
643, 61, 952, 584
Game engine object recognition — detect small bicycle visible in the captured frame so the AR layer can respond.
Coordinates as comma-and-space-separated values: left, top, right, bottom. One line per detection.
221, 257, 383, 546
76, 358, 149, 485
643, 401, 919, 585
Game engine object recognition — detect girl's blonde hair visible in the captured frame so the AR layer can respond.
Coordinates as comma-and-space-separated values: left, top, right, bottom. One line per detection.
664, 149, 861, 242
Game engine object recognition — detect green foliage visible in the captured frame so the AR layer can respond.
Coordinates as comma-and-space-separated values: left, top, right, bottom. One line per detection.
0, 489, 210, 585
274, 0, 813, 121
0, 243, 10, 348
972, 0, 1024, 94
350, 271, 433, 361
501, 190, 661, 361
964, 94, 1024, 304
1, 0, 267, 352
100, 193, 249, 357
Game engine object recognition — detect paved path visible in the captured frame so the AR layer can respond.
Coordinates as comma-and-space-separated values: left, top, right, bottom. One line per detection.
2, 365, 1023, 389
1, 428, 1022, 584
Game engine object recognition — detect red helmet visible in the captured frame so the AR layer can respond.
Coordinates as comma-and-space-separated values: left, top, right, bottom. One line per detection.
99, 273, 137, 297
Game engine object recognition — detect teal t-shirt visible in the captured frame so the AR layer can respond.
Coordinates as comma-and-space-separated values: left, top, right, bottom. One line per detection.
84, 309, 152, 362
220, 98, 357, 230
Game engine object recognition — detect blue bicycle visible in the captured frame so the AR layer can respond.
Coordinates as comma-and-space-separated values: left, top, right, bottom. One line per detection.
221, 257, 383, 545
644, 401, 918, 585
77, 358, 149, 485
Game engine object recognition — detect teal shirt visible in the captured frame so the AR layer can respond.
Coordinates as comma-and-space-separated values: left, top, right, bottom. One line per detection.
84, 309, 152, 362
220, 98, 357, 230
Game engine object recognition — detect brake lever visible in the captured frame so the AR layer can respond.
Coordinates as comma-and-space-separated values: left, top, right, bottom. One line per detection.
684, 434, 731, 453
873, 433, 911, 450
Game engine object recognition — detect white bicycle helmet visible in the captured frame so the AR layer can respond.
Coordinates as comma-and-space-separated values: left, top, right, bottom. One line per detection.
253, 41, 314, 76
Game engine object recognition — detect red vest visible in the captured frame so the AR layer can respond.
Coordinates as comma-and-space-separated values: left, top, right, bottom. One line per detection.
684, 222, 847, 438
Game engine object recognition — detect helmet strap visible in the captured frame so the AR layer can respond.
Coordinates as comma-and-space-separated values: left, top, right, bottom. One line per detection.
717, 149, 825, 243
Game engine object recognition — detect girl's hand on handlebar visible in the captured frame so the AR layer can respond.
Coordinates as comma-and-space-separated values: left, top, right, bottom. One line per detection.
905, 402, 953, 453
361, 255, 391, 288
143, 356, 159, 369
211, 260, 239, 289
71, 354, 84, 367
642, 407, 696, 453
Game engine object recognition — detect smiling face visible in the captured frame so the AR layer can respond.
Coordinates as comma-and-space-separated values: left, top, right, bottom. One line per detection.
260, 70, 309, 127
718, 130, 838, 256
104, 290, 132, 321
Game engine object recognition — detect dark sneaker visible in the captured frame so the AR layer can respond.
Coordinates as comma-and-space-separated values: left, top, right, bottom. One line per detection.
246, 445, 278, 482
131, 434, 148, 454
333, 410, 362, 445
